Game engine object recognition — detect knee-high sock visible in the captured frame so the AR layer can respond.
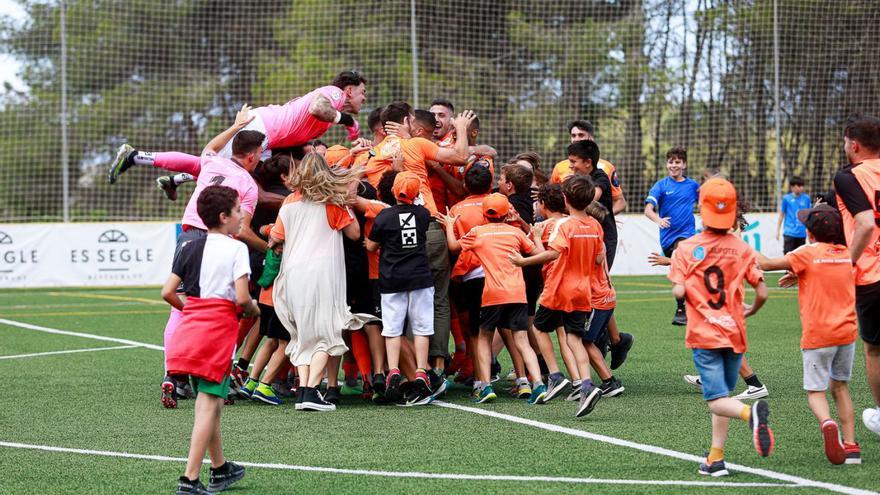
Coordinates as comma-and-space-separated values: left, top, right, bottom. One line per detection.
134, 151, 201, 176
349, 329, 373, 380
163, 307, 184, 374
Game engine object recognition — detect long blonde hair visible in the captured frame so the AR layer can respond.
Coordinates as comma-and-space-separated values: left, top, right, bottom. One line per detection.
290, 152, 361, 206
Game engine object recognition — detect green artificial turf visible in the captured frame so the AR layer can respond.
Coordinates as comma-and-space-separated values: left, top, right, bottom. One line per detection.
0, 276, 877, 494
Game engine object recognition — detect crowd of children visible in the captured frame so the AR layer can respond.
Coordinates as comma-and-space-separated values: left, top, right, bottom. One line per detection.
108, 75, 880, 493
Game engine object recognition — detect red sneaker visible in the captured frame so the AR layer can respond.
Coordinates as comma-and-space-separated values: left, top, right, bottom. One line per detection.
843, 442, 861, 465
821, 419, 846, 465
161, 380, 177, 409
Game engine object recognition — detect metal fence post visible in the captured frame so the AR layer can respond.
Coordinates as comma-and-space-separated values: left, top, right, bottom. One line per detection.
773, 0, 782, 210
60, 0, 70, 222
410, 0, 419, 108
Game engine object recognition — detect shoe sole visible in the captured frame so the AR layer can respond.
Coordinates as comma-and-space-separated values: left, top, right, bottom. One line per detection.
844, 456, 862, 465
565, 391, 581, 402
251, 392, 282, 406
576, 388, 602, 417
430, 378, 449, 399
299, 402, 336, 411
528, 391, 547, 405
821, 421, 846, 465
752, 400, 774, 457
541, 378, 570, 403
683, 376, 703, 390
474, 392, 497, 404
161, 382, 177, 409
399, 396, 434, 407
601, 385, 625, 398
157, 177, 178, 201
698, 468, 730, 477
208, 469, 245, 492
734, 388, 769, 400
108, 144, 133, 184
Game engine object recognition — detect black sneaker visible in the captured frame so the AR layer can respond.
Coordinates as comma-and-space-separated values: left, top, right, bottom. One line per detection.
371, 373, 387, 403
299, 387, 336, 412
157, 175, 179, 201
402, 378, 434, 406
609, 332, 634, 370
323, 386, 341, 405
108, 144, 136, 184
208, 461, 245, 492
672, 308, 687, 326
385, 372, 403, 403
596, 332, 610, 360
293, 386, 305, 410
428, 370, 448, 399
176, 477, 212, 494
575, 383, 602, 418
750, 399, 775, 457
698, 459, 729, 477
490, 360, 501, 382
599, 377, 625, 397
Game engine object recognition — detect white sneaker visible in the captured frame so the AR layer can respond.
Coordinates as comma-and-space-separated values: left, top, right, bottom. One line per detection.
683, 374, 702, 390
863, 407, 880, 436
734, 384, 769, 400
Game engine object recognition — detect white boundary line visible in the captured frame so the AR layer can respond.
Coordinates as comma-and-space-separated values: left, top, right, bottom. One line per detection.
0, 440, 794, 488
1, 318, 874, 494
433, 402, 878, 495
0, 345, 138, 360
0, 318, 164, 351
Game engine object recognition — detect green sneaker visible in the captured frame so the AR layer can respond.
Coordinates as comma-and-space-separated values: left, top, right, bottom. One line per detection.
239, 378, 258, 399
108, 143, 135, 184
252, 383, 282, 405
528, 384, 547, 405
472, 385, 497, 404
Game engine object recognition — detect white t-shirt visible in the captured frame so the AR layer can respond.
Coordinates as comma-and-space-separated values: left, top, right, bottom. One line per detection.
172, 233, 251, 302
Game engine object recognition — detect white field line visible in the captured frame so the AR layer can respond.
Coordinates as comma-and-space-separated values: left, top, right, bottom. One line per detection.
2, 302, 147, 310
433, 402, 878, 495
614, 287, 792, 295
0, 440, 794, 488
0, 318, 164, 351
1, 319, 872, 494
0, 345, 138, 360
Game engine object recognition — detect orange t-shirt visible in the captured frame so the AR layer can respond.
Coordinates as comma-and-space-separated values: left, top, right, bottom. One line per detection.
428, 130, 456, 213
668, 231, 764, 354
591, 258, 616, 311
270, 192, 354, 241
368, 136, 440, 215
538, 216, 563, 281
538, 216, 604, 312
449, 194, 489, 279
459, 223, 535, 306
786, 243, 858, 349
551, 158, 622, 200
362, 199, 390, 280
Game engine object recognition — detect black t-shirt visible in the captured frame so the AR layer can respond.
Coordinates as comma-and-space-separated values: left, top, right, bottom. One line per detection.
369, 203, 433, 293
589, 167, 617, 241
834, 164, 874, 217
508, 191, 535, 224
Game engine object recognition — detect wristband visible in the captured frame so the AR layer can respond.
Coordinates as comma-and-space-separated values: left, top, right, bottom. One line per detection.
333, 111, 342, 124
337, 112, 355, 127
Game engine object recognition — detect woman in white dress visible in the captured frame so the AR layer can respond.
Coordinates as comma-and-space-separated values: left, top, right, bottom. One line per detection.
269, 153, 374, 411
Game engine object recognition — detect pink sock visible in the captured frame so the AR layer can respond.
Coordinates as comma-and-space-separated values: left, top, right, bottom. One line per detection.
152, 152, 201, 176
163, 307, 184, 373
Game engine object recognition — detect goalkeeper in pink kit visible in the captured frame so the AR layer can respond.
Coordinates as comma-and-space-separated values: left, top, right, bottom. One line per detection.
108, 71, 367, 197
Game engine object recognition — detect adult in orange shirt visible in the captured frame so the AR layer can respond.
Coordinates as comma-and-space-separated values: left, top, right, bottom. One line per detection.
669, 177, 772, 476
442, 193, 546, 405
831, 114, 880, 436
372, 101, 475, 383
757, 205, 861, 465
550, 120, 627, 215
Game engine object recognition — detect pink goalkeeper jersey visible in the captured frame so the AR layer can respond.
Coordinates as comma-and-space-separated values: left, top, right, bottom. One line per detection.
181, 152, 259, 230
256, 86, 347, 149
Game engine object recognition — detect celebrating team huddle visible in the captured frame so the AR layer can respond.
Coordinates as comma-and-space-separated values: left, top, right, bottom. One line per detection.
107, 71, 880, 494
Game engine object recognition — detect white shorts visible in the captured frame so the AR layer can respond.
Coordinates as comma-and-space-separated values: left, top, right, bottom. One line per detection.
381, 287, 435, 338
219, 111, 272, 162
802, 343, 855, 392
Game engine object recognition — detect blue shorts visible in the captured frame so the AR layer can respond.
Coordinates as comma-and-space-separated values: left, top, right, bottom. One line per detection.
584, 308, 614, 343
692, 348, 742, 401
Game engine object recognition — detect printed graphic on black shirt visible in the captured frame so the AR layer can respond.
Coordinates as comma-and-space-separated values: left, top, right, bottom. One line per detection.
399, 212, 418, 248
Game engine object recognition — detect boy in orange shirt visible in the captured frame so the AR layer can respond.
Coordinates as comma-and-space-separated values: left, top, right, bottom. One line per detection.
442, 193, 547, 404
512, 176, 611, 417
668, 177, 772, 476
756, 204, 861, 465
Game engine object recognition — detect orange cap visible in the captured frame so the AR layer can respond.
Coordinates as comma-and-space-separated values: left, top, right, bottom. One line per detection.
324, 145, 353, 168
699, 177, 737, 230
392, 171, 421, 204
482, 193, 510, 219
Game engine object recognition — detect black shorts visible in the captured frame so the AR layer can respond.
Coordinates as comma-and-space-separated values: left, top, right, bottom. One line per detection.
662, 237, 688, 258
782, 235, 806, 254
523, 266, 542, 317
533, 305, 589, 334
856, 280, 880, 344
258, 304, 290, 340
480, 303, 529, 332
369, 279, 382, 319
584, 308, 614, 343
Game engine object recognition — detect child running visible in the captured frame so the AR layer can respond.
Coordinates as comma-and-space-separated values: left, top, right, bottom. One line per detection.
162, 185, 258, 494
668, 177, 773, 476
756, 204, 861, 464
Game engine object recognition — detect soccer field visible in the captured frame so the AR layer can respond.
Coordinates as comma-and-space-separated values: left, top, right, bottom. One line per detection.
0, 275, 877, 495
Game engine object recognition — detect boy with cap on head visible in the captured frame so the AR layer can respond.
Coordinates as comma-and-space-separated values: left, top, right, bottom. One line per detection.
441, 193, 547, 404
668, 177, 774, 476
757, 204, 861, 465
366, 171, 435, 406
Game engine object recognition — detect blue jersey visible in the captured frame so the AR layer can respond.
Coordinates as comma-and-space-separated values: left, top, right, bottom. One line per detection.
646, 176, 700, 249
781, 192, 811, 238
